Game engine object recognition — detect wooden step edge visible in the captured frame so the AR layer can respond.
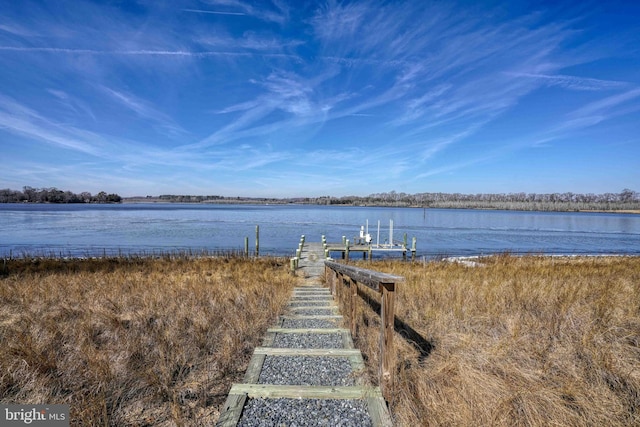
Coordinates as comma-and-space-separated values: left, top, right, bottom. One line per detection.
216, 393, 247, 427
288, 306, 339, 311
367, 395, 394, 427
254, 347, 360, 357
267, 328, 348, 334
228, 383, 383, 400
243, 353, 265, 383
292, 292, 331, 295
217, 385, 390, 427
280, 315, 343, 319
289, 302, 334, 306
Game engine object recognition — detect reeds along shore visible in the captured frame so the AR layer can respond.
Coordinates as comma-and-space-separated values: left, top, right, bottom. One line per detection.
0, 256, 297, 426
345, 255, 640, 426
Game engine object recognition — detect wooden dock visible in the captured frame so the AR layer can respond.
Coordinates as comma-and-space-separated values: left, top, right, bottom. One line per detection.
323, 234, 416, 261
216, 238, 392, 426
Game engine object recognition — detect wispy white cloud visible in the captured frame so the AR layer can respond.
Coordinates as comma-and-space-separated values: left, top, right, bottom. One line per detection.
46, 89, 97, 122
197, 32, 303, 52
0, 23, 34, 37
0, 45, 278, 58
506, 72, 629, 91
202, 0, 287, 25
98, 86, 187, 136
182, 9, 245, 16
533, 87, 640, 141
570, 88, 640, 118
0, 95, 104, 156
1, 0, 637, 196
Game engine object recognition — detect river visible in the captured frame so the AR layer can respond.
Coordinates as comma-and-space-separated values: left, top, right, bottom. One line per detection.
1, 203, 639, 258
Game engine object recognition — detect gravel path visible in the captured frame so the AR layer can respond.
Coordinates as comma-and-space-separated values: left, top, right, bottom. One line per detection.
258, 356, 355, 386
293, 308, 334, 316
237, 398, 373, 427
221, 281, 386, 426
289, 301, 332, 307
273, 332, 343, 349
282, 318, 339, 329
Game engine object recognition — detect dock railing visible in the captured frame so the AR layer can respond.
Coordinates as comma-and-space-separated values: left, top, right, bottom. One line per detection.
324, 260, 404, 401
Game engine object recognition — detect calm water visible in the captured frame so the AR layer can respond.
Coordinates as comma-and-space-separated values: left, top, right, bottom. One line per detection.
1, 203, 639, 258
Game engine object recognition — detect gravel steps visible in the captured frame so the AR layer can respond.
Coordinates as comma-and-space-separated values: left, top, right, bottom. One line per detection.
237, 398, 373, 427
217, 245, 392, 426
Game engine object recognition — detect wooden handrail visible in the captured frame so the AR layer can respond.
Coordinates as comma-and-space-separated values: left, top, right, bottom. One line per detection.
324, 260, 404, 401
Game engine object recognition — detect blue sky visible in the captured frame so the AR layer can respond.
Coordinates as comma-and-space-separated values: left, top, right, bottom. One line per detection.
1, 0, 639, 198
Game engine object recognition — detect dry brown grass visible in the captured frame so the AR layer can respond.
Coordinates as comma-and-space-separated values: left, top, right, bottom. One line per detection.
343, 255, 640, 426
0, 255, 298, 426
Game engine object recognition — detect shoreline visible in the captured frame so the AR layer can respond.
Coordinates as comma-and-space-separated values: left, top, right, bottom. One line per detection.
2, 200, 638, 214
118, 199, 640, 214
3, 252, 639, 264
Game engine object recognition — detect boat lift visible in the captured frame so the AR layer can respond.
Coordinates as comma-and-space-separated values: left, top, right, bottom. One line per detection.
325, 219, 417, 261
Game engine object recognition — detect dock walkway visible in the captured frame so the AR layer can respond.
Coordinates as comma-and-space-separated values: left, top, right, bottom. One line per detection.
217, 239, 392, 426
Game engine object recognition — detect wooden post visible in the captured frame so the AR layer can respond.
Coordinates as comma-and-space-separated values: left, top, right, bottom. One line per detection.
324, 264, 328, 289
331, 270, 336, 296
244, 237, 249, 257
412, 237, 417, 261
350, 278, 358, 337
379, 282, 395, 401
255, 225, 259, 256
324, 265, 331, 296
345, 239, 350, 263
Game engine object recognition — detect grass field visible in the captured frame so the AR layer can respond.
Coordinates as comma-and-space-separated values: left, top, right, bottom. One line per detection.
344, 255, 640, 426
0, 255, 298, 426
3, 254, 639, 426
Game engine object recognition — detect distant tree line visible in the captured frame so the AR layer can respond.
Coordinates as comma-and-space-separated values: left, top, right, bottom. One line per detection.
158, 194, 224, 203
303, 189, 640, 211
155, 194, 284, 204
136, 189, 640, 212
0, 187, 122, 203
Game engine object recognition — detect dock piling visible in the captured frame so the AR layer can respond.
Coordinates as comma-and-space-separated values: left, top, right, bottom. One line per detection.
255, 225, 260, 256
